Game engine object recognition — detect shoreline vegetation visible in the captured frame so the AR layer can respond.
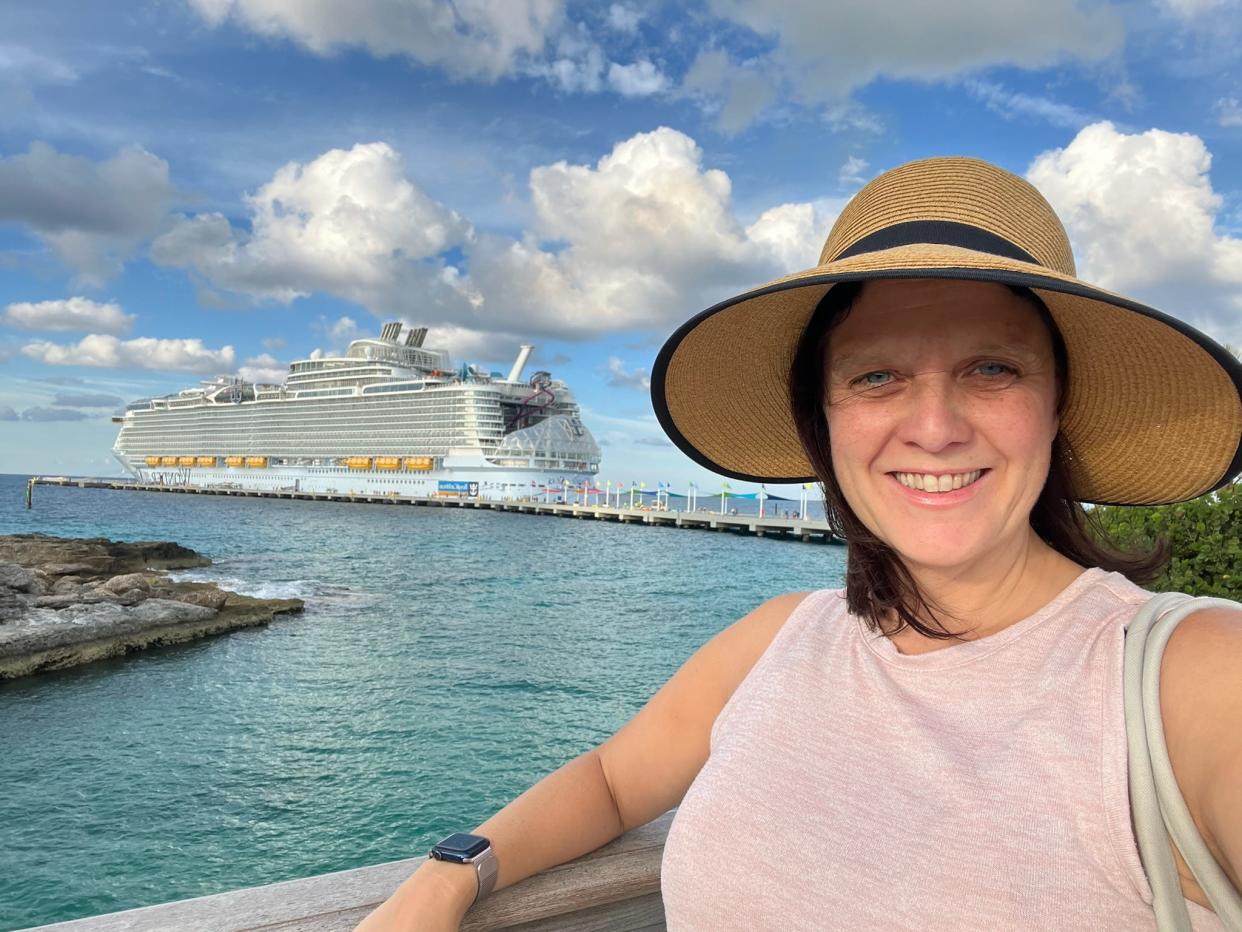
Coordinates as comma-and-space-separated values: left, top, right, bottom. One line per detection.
0, 533, 303, 680
1093, 480, 1241, 599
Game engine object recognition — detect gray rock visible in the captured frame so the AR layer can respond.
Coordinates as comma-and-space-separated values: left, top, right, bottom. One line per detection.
103, 573, 151, 595
170, 588, 229, 611
41, 562, 100, 577
0, 563, 35, 592
127, 599, 217, 624
0, 588, 27, 623
51, 577, 83, 595
54, 602, 129, 626
33, 590, 119, 609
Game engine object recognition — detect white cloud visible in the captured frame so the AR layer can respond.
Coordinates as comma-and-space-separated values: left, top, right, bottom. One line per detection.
692, 0, 1123, 130
745, 201, 834, 272
261, 336, 287, 350
1027, 121, 1242, 339
606, 3, 642, 33
838, 156, 869, 188
0, 143, 177, 283
152, 142, 474, 315
1157, 0, 1224, 16
963, 79, 1093, 129
527, 22, 606, 93
608, 60, 667, 97
2, 297, 135, 334
607, 356, 651, 390
188, 0, 564, 81
238, 353, 287, 384
465, 126, 820, 336
1216, 97, 1242, 127
151, 129, 831, 342
681, 49, 778, 135
0, 44, 78, 85
424, 324, 526, 363
21, 334, 235, 373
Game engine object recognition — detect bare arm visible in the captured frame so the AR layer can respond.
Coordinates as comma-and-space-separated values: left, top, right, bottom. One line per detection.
1159, 605, 1242, 910
354, 591, 808, 930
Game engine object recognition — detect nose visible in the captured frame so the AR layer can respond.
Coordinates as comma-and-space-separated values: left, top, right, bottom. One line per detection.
892, 370, 973, 454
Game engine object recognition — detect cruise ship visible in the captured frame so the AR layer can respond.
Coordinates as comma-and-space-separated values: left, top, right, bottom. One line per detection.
111, 323, 601, 500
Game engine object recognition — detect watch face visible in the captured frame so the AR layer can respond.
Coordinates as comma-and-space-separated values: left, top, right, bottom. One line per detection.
432, 833, 489, 862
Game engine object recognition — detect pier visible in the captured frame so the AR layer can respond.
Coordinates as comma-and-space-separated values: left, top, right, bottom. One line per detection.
25, 477, 843, 544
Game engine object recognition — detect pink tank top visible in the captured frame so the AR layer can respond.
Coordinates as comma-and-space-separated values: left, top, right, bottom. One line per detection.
660, 567, 1224, 930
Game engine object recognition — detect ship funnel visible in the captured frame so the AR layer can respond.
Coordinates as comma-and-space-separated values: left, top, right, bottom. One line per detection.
380, 321, 402, 342
507, 344, 534, 383
404, 326, 427, 348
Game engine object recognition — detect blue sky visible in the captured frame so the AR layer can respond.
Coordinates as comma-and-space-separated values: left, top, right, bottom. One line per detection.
1, 0, 1240, 492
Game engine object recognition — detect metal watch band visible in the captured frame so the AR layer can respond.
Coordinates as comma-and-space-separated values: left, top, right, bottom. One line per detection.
472, 845, 498, 905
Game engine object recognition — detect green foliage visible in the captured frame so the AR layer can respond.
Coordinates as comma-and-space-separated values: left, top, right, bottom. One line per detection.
1092, 481, 1242, 599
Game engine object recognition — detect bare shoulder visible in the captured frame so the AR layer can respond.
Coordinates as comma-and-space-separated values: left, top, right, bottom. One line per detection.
1157, 602, 1242, 886
1160, 603, 1242, 753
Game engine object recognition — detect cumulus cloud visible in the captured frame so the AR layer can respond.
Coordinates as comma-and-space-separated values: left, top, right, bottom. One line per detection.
238, 353, 288, 384
1027, 121, 1242, 340
465, 127, 830, 336
0, 142, 177, 283
20, 406, 91, 421
51, 391, 123, 408
2, 297, 135, 334
425, 324, 528, 364
151, 129, 832, 342
607, 60, 667, 97
188, 0, 564, 81
152, 142, 474, 314
0, 405, 17, 421
21, 334, 235, 373
606, 357, 651, 390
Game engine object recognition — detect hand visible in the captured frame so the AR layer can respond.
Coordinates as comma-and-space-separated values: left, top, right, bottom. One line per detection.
353, 862, 476, 932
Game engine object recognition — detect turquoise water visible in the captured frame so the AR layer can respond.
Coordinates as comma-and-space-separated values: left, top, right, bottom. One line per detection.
0, 475, 845, 929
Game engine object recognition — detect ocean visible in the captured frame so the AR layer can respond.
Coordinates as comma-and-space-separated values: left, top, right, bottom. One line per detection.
0, 474, 846, 929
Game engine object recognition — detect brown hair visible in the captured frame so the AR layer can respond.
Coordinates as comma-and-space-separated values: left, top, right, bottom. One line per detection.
788, 279, 1169, 640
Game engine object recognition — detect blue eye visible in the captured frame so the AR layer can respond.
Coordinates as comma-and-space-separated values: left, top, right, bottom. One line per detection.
852, 371, 892, 387
975, 362, 1017, 378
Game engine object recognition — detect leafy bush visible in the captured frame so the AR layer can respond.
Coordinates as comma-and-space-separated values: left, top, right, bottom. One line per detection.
1092, 481, 1242, 599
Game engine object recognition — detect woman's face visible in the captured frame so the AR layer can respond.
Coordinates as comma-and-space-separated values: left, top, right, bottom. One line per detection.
824, 278, 1060, 573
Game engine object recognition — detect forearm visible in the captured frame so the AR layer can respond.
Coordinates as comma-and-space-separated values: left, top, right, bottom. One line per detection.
470, 747, 626, 894
357, 748, 626, 929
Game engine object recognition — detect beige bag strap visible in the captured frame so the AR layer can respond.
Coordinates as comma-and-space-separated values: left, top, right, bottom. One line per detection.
1124, 591, 1242, 931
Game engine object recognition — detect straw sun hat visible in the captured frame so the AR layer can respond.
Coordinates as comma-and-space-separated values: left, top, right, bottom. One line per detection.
651, 156, 1242, 506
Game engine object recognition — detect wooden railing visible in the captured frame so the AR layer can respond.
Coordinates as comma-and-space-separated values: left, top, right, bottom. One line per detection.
27, 811, 674, 932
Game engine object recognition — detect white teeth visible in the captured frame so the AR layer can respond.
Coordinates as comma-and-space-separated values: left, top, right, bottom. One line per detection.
895, 470, 982, 493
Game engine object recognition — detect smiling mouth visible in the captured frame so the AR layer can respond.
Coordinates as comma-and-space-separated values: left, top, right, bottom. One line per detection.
889, 469, 989, 493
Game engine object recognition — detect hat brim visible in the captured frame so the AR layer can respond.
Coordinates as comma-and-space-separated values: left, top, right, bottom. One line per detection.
652, 243, 1242, 506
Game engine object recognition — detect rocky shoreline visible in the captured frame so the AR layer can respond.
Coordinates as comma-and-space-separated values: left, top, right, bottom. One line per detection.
0, 534, 304, 679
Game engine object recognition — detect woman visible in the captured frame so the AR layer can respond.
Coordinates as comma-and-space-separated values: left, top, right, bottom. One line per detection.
358, 158, 1242, 930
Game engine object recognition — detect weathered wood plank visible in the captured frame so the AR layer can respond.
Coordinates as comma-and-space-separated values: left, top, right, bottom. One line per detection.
25, 812, 674, 932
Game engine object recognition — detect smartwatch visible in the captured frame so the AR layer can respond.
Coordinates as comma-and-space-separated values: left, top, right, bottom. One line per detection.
428, 832, 498, 905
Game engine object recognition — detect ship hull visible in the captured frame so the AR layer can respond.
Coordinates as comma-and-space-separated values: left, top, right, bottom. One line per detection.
113, 453, 594, 502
